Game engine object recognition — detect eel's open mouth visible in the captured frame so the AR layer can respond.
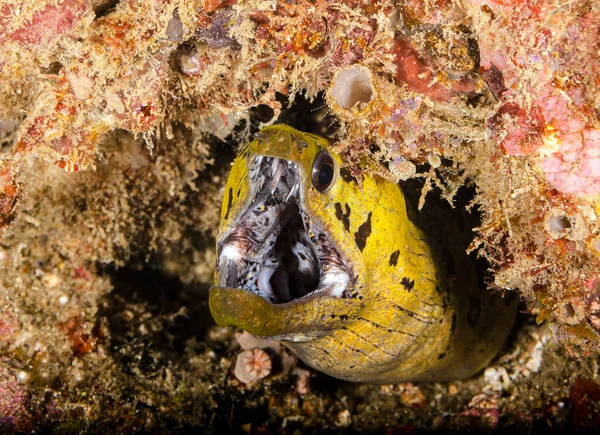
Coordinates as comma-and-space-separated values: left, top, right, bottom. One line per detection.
217, 155, 353, 304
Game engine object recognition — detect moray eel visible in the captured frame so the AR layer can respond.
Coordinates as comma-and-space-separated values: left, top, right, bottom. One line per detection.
209, 125, 517, 383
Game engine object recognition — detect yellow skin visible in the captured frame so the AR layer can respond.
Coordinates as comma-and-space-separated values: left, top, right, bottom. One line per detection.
210, 125, 517, 383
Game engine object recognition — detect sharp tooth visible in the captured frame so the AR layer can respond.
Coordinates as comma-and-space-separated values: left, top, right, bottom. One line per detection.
270, 161, 283, 195
252, 180, 262, 202
251, 157, 261, 181
285, 182, 297, 202
254, 175, 264, 193
287, 161, 293, 168
271, 158, 279, 176
257, 267, 276, 297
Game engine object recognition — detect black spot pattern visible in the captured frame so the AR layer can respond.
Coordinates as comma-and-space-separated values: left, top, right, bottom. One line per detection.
354, 212, 372, 252
450, 313, 457, 334
437, 352, 446, 360
340, 167, 357, 184
334, 202, 351, 232
389, 250, 400, 266
400, 277, 415, 291
224, 187, 233, 220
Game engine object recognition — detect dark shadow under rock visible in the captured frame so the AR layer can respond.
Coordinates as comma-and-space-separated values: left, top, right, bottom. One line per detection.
97, 261, 214, 378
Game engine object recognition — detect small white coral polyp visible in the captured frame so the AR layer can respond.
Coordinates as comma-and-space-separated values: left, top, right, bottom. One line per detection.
234, 348, 272, 384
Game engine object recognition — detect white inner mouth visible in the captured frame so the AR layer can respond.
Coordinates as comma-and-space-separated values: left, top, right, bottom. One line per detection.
217, 156, 352, 304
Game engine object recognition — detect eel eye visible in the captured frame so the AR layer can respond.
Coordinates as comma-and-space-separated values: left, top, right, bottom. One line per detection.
311, 150, 335, 193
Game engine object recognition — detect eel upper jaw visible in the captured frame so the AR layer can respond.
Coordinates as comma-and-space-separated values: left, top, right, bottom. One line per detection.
215, 155, 355, 308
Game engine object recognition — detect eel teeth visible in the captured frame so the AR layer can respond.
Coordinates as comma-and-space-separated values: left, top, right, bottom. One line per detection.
285, 182, 298, 202
252, 176, 264, 203
257, 267, 276, 297
271, 158, 279, 177
250, 156, 262, 181
270, 160, 283, 195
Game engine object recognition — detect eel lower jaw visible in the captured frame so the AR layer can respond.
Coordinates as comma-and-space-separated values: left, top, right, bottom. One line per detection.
209, 286, 360, 340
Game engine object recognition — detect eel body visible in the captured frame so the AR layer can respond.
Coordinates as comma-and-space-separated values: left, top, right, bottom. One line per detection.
209, 125, 517, 383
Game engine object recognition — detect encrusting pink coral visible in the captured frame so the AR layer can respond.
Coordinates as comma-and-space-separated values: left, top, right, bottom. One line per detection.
234, 348, 272, 384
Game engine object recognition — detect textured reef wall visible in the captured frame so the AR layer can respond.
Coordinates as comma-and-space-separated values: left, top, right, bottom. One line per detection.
1, 0, 600, 432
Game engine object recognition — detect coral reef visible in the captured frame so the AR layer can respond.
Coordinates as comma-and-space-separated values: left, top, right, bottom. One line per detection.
0, 0, 599, 431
